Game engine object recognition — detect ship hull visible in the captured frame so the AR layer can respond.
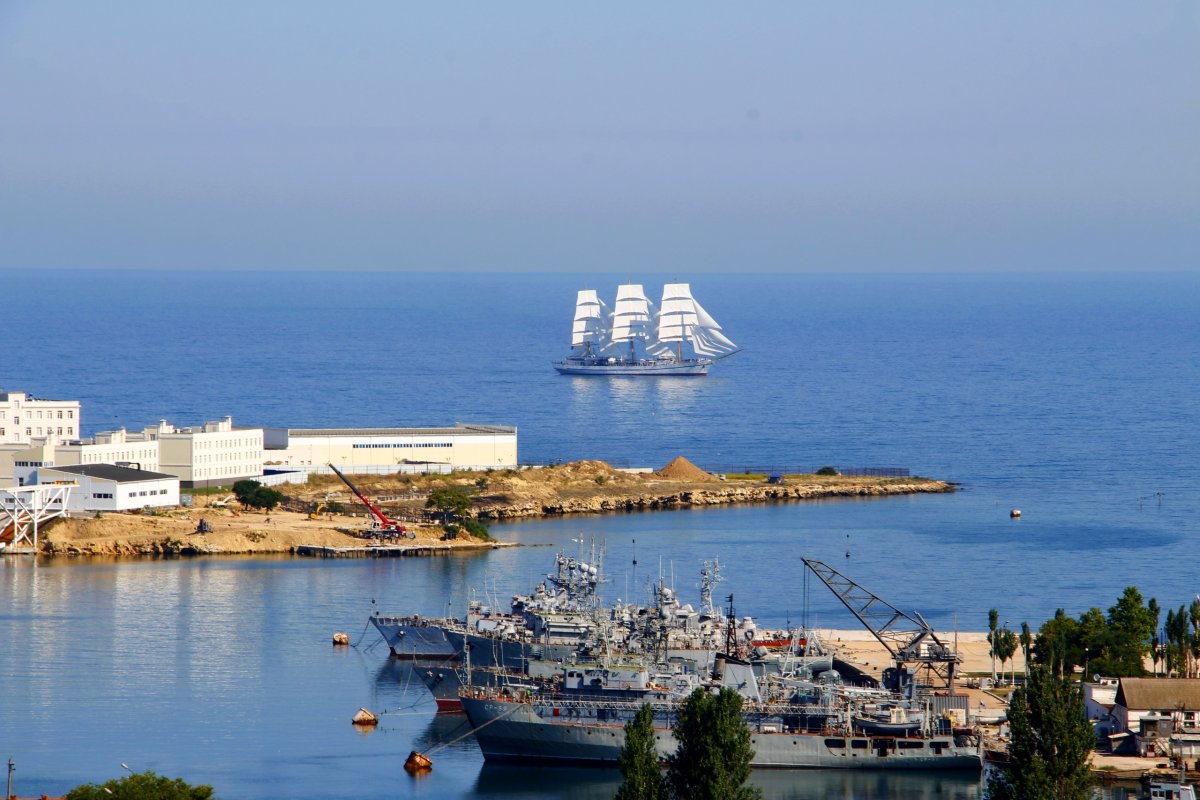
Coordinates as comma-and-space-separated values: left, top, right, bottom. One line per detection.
553, 360, 710, 376
460, 696, 982, 770
370, 614, 458, 659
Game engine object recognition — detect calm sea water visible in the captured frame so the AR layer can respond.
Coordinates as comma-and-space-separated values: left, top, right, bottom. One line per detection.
1, 270, 1197, 798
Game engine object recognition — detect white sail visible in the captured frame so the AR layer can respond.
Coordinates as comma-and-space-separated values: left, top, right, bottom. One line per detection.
689, 297, 738, 355
657, 283, 700, 343
655, 284, 738, 357
570, 289, 607, 347
609, 284, 653, 343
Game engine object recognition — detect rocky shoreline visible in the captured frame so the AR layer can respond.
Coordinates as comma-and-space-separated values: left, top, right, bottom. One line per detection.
479, 479, 954, 519
26, 460, 954, 557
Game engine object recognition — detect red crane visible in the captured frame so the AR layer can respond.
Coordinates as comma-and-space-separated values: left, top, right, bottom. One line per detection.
328, 463, 413, 540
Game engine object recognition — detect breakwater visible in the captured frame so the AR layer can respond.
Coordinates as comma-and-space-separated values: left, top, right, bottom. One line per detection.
478, 479, 953, 520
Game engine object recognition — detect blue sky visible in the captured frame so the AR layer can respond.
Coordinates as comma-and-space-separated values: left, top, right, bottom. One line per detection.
1, 2, 1196, 272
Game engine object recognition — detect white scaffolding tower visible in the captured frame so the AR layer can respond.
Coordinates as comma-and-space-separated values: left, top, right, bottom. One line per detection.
0, 483, 74, 554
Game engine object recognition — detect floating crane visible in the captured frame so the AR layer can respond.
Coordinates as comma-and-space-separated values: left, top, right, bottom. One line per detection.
328, 463, 414, 540
802, 557, 959, 694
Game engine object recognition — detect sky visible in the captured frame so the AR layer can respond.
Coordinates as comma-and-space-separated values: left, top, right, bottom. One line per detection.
0, 2, 1197, 273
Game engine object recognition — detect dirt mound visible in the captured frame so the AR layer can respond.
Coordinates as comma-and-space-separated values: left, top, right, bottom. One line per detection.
654, 456, 718, 482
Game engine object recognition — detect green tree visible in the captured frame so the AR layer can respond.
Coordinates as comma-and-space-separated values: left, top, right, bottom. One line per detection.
425, 486, 473, 522
614, 703, 667, 800
231, 480, 283, 511
993, 627, 1018, 686
1149, 598, 1162, 676
1092, 586, 1155, 677
987, 665, 1094, 800
1076, 607, 1108, 676
988, 608, 1000, 685
1166, 606, 1189, 676
1020, 622, 1033, 678
66, 771, 214, 800
1034, 609, 1082, 678
666, 688, 760, 800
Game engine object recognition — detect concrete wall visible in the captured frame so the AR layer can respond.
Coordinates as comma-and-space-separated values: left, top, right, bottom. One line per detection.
268, 429, 517, 472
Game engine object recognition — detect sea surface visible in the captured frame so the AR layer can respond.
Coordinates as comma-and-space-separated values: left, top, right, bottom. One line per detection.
1, 270, 1197, 799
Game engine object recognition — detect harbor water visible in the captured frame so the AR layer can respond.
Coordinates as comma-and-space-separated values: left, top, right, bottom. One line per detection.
1, 270, 1197, 798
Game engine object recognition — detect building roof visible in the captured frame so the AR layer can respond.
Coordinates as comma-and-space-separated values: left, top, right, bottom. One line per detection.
42, 464, 178, 483
1116, 678, 1200, 711
285, 424, 516, 437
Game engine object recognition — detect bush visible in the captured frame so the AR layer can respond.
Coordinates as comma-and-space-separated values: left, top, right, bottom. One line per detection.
815, 466, 839, 476
66, 770, 214, 800
461, 518, 492, 541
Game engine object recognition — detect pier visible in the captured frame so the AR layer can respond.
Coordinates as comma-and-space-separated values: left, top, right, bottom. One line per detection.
293, 542, 509, 558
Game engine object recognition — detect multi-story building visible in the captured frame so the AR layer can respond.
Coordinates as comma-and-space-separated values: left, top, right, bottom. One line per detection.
0, 391, 81, 445
156, 416, 264, 488
56, 427, 160, 471
1, 428, 162, 486
263, 423, 518, 475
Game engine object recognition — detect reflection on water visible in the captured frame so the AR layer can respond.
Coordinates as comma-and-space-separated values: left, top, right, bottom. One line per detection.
473, 764, 982, 800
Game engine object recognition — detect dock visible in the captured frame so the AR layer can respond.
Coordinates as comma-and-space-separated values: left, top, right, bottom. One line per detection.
293, 542, 509, 558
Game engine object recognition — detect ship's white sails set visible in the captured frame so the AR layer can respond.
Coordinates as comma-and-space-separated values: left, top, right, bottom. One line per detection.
570, 283, 739, 361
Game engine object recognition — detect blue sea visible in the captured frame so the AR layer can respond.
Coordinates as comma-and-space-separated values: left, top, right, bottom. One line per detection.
1, 270, 1197, 799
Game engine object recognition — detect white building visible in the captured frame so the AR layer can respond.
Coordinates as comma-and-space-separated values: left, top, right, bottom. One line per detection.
57, 428, 160, 471
263, 424, 518, 475
1, 429, 161, 487
156, 416, 264, 488
0, 391, 81, 445
34, 464, 180, 513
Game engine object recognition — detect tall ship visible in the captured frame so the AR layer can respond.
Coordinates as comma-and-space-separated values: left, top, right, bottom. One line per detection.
554, 283, 740, 376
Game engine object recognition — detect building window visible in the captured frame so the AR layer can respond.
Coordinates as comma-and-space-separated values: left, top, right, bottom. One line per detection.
26, 428, 31, 436
57, 427, 63, 435
57, 410, 63, 419
68, 411, 73, 419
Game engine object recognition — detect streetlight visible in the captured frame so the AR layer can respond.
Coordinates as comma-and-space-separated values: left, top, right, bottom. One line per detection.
121, 762, 133, 773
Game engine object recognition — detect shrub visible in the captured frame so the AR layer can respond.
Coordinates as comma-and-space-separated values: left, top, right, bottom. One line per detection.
815, 466, 839, 476
461, 518, 492, 541
66, 770, 214, 800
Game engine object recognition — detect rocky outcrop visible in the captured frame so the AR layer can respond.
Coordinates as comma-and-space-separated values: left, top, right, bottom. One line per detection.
41, 536, 226, 557
476, 480, 953, 520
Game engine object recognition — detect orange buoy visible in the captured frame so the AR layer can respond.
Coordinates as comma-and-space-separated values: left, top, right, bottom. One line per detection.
332, 632, 350, 646
404, 750, 433, 772
352, 707, 378, 726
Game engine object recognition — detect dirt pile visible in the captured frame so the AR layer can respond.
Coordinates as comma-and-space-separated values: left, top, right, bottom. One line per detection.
653, 456, 718, 482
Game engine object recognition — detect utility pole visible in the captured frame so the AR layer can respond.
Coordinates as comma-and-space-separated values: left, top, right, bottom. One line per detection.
8, 757, 14, 800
